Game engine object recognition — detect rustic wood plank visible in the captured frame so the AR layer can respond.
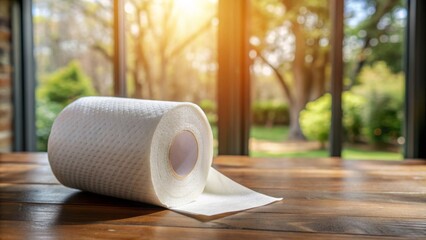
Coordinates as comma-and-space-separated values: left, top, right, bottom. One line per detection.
0, 164, 59, 184
1, 201, 426, 237
0, 153, 48, 164
0, 221, 407, 240
1, 185, 425, 219
0, 153, 425, 239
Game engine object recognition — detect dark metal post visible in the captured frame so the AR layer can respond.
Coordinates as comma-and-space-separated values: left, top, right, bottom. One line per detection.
217, 0, 250, 155
12, 0, 36, 151
113, 0, 126, 97
329, 0, 344, 157
405, 0, 426, 159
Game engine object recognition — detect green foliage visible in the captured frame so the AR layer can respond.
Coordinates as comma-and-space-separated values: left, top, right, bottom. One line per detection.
36, 61, 97, 151
199, 99, 217, 125
251, 146, 402, 160
199, 99, 216, 114
363, 93, 402, 143
36, 99, 63, 150
300, 62, 403, 146
37, 61, 96, 108
299, 94, 332, 144
252, 101, 289, 126
199, 100, 290, 127
345, 0, 405, 73
368, 41, 404, 73
343, 93, 366, 143
299, 92, 366, 145
354, 61, 404, 144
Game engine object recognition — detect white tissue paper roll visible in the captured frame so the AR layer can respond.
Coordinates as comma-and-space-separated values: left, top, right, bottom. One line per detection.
48, 97, 281, 216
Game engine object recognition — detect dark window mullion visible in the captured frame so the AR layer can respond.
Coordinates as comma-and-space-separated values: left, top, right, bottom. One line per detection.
12, 0, 36, 151
405, 0, 426, 159
329, 0, 344, 157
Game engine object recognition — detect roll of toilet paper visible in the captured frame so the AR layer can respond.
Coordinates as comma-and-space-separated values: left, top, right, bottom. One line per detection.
48, 97, 281, 216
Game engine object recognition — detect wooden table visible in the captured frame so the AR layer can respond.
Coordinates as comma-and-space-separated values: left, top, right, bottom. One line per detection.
1, 153, 425, 239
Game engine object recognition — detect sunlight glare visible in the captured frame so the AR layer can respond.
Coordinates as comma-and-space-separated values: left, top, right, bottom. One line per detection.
174, 0, 202, 16
171, 0, 216, 34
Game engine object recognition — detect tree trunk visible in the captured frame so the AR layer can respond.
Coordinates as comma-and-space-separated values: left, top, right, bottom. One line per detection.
288, 23, 309, 140
133, 35, 143, 98
348, 38, 369, 89
311, 46, 327, 100
134, 5, 154, 99
289, 104, 305, 140
139, 42, 154, 99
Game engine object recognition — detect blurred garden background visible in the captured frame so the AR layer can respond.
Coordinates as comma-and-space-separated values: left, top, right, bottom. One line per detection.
33, 0, 406, 160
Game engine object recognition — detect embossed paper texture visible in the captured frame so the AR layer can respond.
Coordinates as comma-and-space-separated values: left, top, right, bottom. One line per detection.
48, 97, 281, 216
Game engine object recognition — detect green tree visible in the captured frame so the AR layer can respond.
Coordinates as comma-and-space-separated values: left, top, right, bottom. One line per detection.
252, 0, 403, 141
301, 62, 404, 147
33, 0, 114, 95
36, 61, 97, 150
75, 0, 217, 100
36, 99, 63, 150
352, 61, 404, 144
345, 0, 404, 87
300, 92, 365, 147
252, 0, 330, 140
37, 61, 96, 107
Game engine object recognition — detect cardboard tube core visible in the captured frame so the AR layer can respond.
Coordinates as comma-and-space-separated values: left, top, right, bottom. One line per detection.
169, 130, 198, 178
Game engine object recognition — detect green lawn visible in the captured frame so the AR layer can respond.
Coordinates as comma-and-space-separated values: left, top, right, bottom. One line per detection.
211, 124, 402, 160
211, 125, 289, 142
251, 148, 402, 160
250, 126, 289, 142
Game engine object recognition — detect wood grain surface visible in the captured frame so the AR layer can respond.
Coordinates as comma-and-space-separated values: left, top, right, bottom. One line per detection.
0, 153, 425, 239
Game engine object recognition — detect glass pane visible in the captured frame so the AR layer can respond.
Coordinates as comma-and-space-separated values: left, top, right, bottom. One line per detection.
124, 0, 218, 153
250, 0, 331, 158
342, 0, 405, 160
33, 0, 113, 151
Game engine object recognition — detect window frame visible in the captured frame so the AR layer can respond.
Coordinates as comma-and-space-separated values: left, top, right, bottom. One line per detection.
12, 0, 36, 151
13, 0, 425, 158
405, 0, 426, 158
